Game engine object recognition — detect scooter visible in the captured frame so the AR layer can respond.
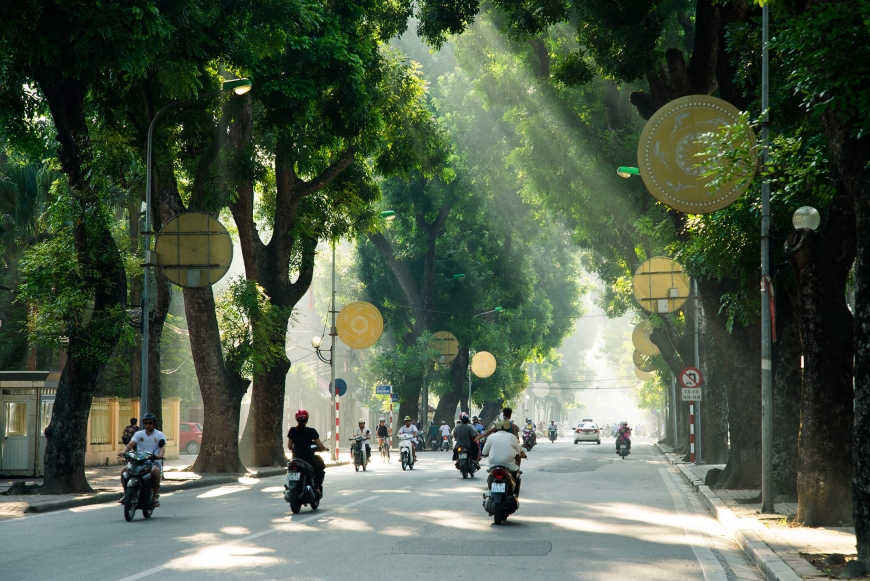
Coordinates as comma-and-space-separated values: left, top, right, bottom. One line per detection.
483, 465, 520, 525
616, 436, 631, 459
548, 427, 557, 442
441, 434, 452, 452
284, 432, 330, 513
351, 436, 368, 471
428, 435, 440, 451
522, 429, 536, 451
399, 434, 416, 470
121, 440, 164, 522
455, 444, 477, 479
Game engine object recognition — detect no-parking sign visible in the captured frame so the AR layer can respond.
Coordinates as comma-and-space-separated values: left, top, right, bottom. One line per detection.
680, 367, 703, 401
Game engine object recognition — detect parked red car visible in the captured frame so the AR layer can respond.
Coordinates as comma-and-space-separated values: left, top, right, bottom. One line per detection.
179, 422, 203, 454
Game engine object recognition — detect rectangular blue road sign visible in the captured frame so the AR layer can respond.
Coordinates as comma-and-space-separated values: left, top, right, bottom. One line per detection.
375, 385, 391, 395
390, 393, 399, 403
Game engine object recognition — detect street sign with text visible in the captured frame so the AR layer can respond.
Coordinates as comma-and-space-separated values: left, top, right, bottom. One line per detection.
682, 388, 702, 401
390, 393, 399, 403
376, 385, 391, 395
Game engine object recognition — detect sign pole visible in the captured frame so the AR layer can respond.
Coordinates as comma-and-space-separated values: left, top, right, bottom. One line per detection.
330, 240, 337, 462
671, 374, 678, 448
690, 403, 695, 463
694, 280, 703, 464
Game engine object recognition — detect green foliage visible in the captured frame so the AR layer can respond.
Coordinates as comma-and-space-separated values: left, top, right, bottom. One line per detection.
215, 276, 296, 380
366, 332, 443, 405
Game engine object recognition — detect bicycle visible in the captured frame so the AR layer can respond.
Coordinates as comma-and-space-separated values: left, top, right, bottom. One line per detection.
379, 437, 390, 462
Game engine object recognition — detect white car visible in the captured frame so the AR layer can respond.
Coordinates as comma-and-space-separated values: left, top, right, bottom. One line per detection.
573, 422, 601, 445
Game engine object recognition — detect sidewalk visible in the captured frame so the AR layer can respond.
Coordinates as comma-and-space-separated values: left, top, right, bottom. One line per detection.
656, 443, 860, 580
1, 453, 347, 518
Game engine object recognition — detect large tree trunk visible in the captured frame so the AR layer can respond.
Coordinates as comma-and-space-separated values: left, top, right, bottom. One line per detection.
432, 348, 469, 425
146, 267, 171, 430
700, 343, 730, 464
127, 199, 142, 400
398, 387, 421, 427
243, 359, 292, 467
786, 181, 856, 526
187, 286, 247, 473
479, 399, 502, 428
773, 289, 801, 498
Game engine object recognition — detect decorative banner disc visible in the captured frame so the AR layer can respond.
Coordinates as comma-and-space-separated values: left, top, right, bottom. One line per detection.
635, 368, 654, 381
430, 331, 459, 364
633, 257, 691, 314
638, 95, 757, 214
632, 320, 660, 356
337, 301, 384, 349
154, 212, 233, 287
531, 383, 550, 398
471, 351, 497, 378
633, 350, 654, 373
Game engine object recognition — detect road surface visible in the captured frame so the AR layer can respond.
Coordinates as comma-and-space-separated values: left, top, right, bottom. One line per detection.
0, 439, 762, 580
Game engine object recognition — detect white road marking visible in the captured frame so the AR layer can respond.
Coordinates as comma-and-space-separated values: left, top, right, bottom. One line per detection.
658, 468, 728, 581
116, 495, 379, 581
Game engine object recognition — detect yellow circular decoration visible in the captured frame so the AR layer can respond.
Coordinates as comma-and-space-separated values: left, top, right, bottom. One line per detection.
638, 95, 757, 214
471, 351, 496, 378
633, 350, 654, 373
153, 212, 233, 288
632, 257, 691, 314
635, 368, 654, 381
531, 383, 549, 398
632, 320, 660, 356
337, 301, 383, 349
429, 331, 459, 364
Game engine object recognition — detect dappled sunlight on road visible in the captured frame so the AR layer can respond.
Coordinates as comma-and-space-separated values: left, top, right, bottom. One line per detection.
389, 509, 481, 530
321, 516, 373, 531
197, 485, 251, 499
376, 525, 418, 536
175, 532, 222, 545
164, 545, 286, 571
220, 526, 251, 535
260, 486, 284, 492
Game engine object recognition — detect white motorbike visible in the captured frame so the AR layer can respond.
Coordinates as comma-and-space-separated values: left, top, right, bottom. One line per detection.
351, 436, 369, 471
398, 434, 416, 470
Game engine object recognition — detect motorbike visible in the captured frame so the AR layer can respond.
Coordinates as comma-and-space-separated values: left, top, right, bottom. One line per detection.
616, 435, 631, 459
428, 435, 440, 451
398, 433, 416, 470
284, 432, 330, 513
121, 440, 164, 522
455, 444, 477, 479
441, 434, 452, 452
522, 429, 535, 451
483, 465, 520, 525
548, 427, 557, 442
351, 436, 369, 471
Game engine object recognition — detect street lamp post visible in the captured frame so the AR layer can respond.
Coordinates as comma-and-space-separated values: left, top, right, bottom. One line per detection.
140, 78, 251, 419
468, 307, 503, 415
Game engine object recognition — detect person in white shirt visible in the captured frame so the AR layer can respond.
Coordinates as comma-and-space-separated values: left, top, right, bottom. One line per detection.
439, 421, 451, 437
481, 419, 526, 496
397, 416, 418, 462
350, 419, 371, 463
117, 413, 165, 507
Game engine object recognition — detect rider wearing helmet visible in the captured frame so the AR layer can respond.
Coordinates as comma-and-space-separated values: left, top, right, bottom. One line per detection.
288, 410, 328, 495
398, 416, 418, 462
616, 420, 632, 454
452, 412, 480, 466
376, 418, 392, 454
523, 417, 537, 446
472, 416, 485, 434
118, 412, 165, 507
351, 419, 372, 463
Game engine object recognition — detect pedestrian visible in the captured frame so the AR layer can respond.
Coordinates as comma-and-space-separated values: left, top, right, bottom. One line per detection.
122, 417, 139, 445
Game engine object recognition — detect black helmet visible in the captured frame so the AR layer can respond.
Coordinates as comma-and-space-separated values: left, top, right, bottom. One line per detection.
142, 413, 157, 422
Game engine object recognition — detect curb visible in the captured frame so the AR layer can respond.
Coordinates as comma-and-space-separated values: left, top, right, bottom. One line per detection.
655, 444, 802, 581
20, 461, 349, 515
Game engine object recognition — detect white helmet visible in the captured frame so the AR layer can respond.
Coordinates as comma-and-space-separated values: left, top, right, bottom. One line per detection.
622, 421, 629, 426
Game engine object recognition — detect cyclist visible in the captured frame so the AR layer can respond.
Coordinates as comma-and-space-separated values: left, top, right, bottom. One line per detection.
376, 418, 391, 459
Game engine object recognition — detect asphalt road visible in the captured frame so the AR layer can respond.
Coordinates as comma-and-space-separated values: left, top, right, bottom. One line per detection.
0, 438, 762, 581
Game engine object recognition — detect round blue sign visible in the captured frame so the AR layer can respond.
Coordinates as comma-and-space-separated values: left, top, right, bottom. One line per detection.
329, 378, 348, 397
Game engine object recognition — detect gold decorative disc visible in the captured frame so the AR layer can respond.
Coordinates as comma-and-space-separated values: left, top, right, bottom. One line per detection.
633, 257, 691, 314
632, 320, 660, 356
337, 301, 384, 349
471, 351, 497, 378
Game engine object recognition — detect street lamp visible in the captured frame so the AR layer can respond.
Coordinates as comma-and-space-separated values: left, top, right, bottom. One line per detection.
140, 78, 252, 419
468, 307, 504, 414
617, 166, 640, 178
792, 206, 820, 231
379, 210, 397, 221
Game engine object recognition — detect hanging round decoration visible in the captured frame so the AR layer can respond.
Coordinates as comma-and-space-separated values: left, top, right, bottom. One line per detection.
429, 331, 459, 364
632, 320, 660, 356
633, 350, 654, 373
635, 368, 655, 381
638, 95, 757, 214
471, 351, 497, 378
153, 212, 233, 288
531, 383, 550, 398
633, 257, 691, 314
336, 301, 384, 349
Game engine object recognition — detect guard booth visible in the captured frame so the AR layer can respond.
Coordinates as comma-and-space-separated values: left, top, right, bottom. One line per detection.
0, 371, 56, 477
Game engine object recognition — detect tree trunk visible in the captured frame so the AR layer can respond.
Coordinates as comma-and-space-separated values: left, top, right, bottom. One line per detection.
127, 199, 142, 400
433, 348, 468, 425
479, 399, 502, 428
186, 286, 247, 473
146, 267, 171, 430
773, 289, 801, 498
398, 387, 421, 427
700, 343, 730, 464
243, 359, 292, 467
786, 182, 856, 526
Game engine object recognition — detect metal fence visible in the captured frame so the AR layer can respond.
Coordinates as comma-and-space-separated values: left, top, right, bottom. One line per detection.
89, 401, 112, 445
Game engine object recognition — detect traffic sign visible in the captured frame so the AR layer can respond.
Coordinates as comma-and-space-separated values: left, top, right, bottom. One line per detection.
682, 388, 702, 401
329, 378, 348, 397
375, 385, 391, 395
679, 367, 703, 389
390, 393, 399, 403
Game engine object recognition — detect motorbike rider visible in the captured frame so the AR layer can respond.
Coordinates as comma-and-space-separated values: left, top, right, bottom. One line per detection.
398, 416, 418, 462
287, 410, 328, 496
481, 419, 526, 496
477, 407, 520, 440
376, 418, 391, 453
452, 412, 480, 467
439, 420, 451, 439
523, 417, 536, 445
351, 419, 372, 464
118, 412, 165, 507
472, 416, 485, 434
426, 421, 440, 449
616, 421, 632, 453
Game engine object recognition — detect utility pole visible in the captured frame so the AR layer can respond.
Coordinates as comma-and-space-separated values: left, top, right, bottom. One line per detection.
330, 241, 338, 462
694, 280, 703, 464
671, 373, 679, 449
760, 2, 774, 514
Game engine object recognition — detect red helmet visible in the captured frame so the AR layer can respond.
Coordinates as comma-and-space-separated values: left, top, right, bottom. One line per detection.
295, 410, 309, 421
459, 412, 469, 420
